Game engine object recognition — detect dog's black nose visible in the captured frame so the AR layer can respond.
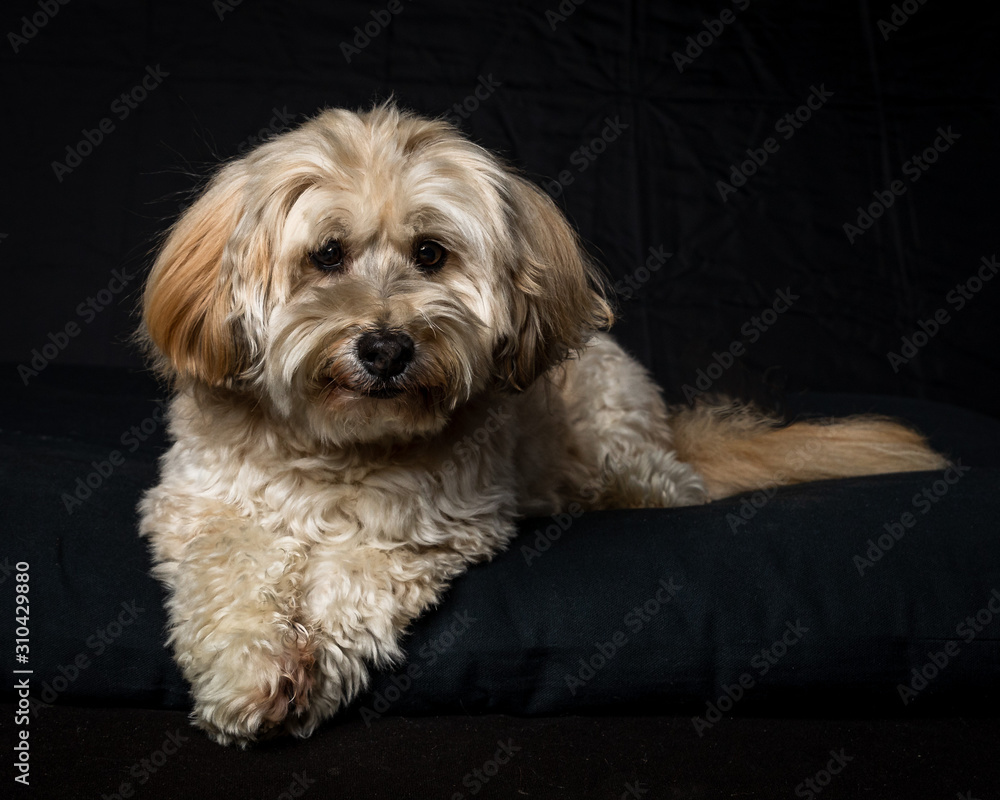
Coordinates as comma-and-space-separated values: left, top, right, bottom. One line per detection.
356, 330, 415, 380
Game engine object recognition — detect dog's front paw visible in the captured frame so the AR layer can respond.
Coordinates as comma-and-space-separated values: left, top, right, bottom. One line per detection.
185, 627, 316, 747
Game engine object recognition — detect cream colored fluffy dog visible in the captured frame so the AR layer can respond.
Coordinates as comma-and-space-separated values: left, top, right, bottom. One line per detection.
139, 103, 945, 746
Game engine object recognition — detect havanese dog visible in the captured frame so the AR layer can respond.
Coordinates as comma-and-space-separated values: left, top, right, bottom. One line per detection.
138, 102, 946, 746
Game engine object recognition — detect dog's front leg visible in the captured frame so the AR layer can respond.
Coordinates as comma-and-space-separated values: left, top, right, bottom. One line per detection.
288, 542, 465, 738
142, 500, 315, 747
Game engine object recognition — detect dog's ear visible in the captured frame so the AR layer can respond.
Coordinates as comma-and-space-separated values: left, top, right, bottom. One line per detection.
142, 166, 254, 385
496, 175, 613, 391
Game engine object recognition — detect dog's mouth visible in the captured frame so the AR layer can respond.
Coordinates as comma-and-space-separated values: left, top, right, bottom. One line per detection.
320, 375, 402, 400
357, 383, 405, 400
318, 367, 420, 402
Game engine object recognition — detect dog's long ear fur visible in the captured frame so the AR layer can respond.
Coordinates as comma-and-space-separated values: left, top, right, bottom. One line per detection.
497, 175, 613, 391
142, 166, 251, 386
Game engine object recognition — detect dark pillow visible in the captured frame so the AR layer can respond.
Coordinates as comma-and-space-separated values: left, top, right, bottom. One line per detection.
4, 366, 999, 725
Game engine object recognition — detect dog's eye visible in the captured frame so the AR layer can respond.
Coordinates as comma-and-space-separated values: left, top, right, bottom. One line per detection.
310, 239, 345, 271
414, 240, 447, 271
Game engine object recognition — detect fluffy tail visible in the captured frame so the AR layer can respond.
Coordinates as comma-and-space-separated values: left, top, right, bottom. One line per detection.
670, 401, 948, 501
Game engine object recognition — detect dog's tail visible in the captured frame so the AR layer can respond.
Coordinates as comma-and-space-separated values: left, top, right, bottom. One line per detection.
670, 400, 948, 500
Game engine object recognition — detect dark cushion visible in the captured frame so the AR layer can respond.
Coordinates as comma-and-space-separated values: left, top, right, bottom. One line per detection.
3, 365, 1000, 723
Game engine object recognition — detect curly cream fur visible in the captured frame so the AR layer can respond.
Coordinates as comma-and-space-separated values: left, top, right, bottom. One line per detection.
138, 103, 946, 746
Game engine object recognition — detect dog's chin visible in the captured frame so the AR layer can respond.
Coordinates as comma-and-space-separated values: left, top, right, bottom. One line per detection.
307, 378, 456, 446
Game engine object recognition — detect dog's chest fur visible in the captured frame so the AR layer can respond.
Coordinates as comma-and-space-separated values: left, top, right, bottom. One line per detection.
152, 389, 575, 561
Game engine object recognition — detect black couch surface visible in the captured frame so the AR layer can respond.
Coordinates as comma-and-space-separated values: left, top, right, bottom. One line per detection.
4, 367, 1000, 716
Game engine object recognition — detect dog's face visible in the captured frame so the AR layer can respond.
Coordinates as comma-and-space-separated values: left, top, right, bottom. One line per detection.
143, 105, 611, 445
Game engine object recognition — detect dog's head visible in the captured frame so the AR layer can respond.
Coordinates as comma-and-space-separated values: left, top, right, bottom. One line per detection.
142, 104, 612, 444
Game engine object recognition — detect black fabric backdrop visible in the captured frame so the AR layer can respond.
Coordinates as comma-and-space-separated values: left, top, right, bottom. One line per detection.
3, 2, 1000, 798
1, 0, 998, 417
